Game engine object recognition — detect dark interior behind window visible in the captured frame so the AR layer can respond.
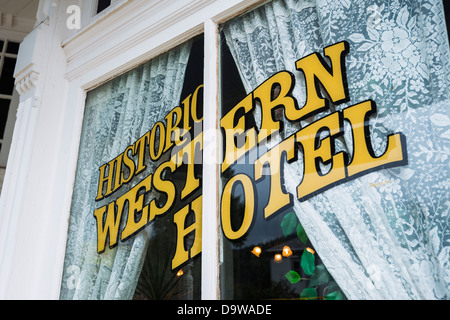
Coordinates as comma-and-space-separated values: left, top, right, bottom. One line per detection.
97, 0, 112, 14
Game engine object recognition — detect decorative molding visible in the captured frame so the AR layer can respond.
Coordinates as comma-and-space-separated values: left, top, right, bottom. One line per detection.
13, 22, 51, 97
0, 12, 14, 28
15, 68, 40, 96
0, 12, 36, 34
62, 0, 204, 82
61, 0, 264, 86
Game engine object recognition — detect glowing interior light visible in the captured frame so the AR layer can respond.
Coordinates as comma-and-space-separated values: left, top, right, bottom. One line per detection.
274, 253, 282, 262
251, 246, 262, 257
177, 269, 184, 277
282, 245, 292, 257
306, 247, 315, 254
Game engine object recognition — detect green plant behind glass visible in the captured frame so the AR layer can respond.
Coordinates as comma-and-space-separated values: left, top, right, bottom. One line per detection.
281, 211, 346, 300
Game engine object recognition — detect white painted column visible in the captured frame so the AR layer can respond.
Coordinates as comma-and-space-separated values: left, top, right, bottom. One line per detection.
0, 1, 71, 299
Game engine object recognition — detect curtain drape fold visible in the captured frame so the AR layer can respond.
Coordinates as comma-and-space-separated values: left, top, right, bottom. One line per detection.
223, 0, 449, 299
60, 42, 192, 300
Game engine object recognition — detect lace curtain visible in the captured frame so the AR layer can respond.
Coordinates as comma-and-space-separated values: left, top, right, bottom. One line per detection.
60, 42, 192, 300
223, 0, 449, 299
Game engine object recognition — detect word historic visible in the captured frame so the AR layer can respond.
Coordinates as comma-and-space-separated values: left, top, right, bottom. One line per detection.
93, 41, 407, 270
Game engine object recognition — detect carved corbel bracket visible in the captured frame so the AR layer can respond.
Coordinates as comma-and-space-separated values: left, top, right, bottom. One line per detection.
13, 22, 49, 98
15, 69, 40, 96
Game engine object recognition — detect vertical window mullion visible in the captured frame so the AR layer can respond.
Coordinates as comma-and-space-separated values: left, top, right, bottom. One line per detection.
201, 18, 220, 300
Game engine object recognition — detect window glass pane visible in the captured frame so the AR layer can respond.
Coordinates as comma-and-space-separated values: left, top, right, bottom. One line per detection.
6, 41, 20, 55
219, 31, 345, 300
60, 37, 204, 300
0, 40, 4, 51
445, 1, 450, 43
0, 99, 10, 140
97, 0, 111, 14
219, 0, 449, 300
133, 37, 204, 300
0, 57, 17, 95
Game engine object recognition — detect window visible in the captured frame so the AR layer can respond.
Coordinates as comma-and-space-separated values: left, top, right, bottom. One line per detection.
444, 0, 450, 43
217, 0, 449, 300
0, 39, 19, 193
60, 36, 204, 300
0, 39, 19, 152
60, 0, 450, 300
218, 31, 345, 300
133, 37, 204, 300
97, 0, 112, 14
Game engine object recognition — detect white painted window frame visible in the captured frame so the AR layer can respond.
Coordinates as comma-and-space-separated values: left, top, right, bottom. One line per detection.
0, 0, 266, 299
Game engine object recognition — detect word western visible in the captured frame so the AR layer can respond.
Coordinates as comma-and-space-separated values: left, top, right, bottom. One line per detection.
93, 41, 407, 270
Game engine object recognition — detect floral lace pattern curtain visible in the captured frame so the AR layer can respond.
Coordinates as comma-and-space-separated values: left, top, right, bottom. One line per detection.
60, 42, 192, 300
223, 0, 449, 299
